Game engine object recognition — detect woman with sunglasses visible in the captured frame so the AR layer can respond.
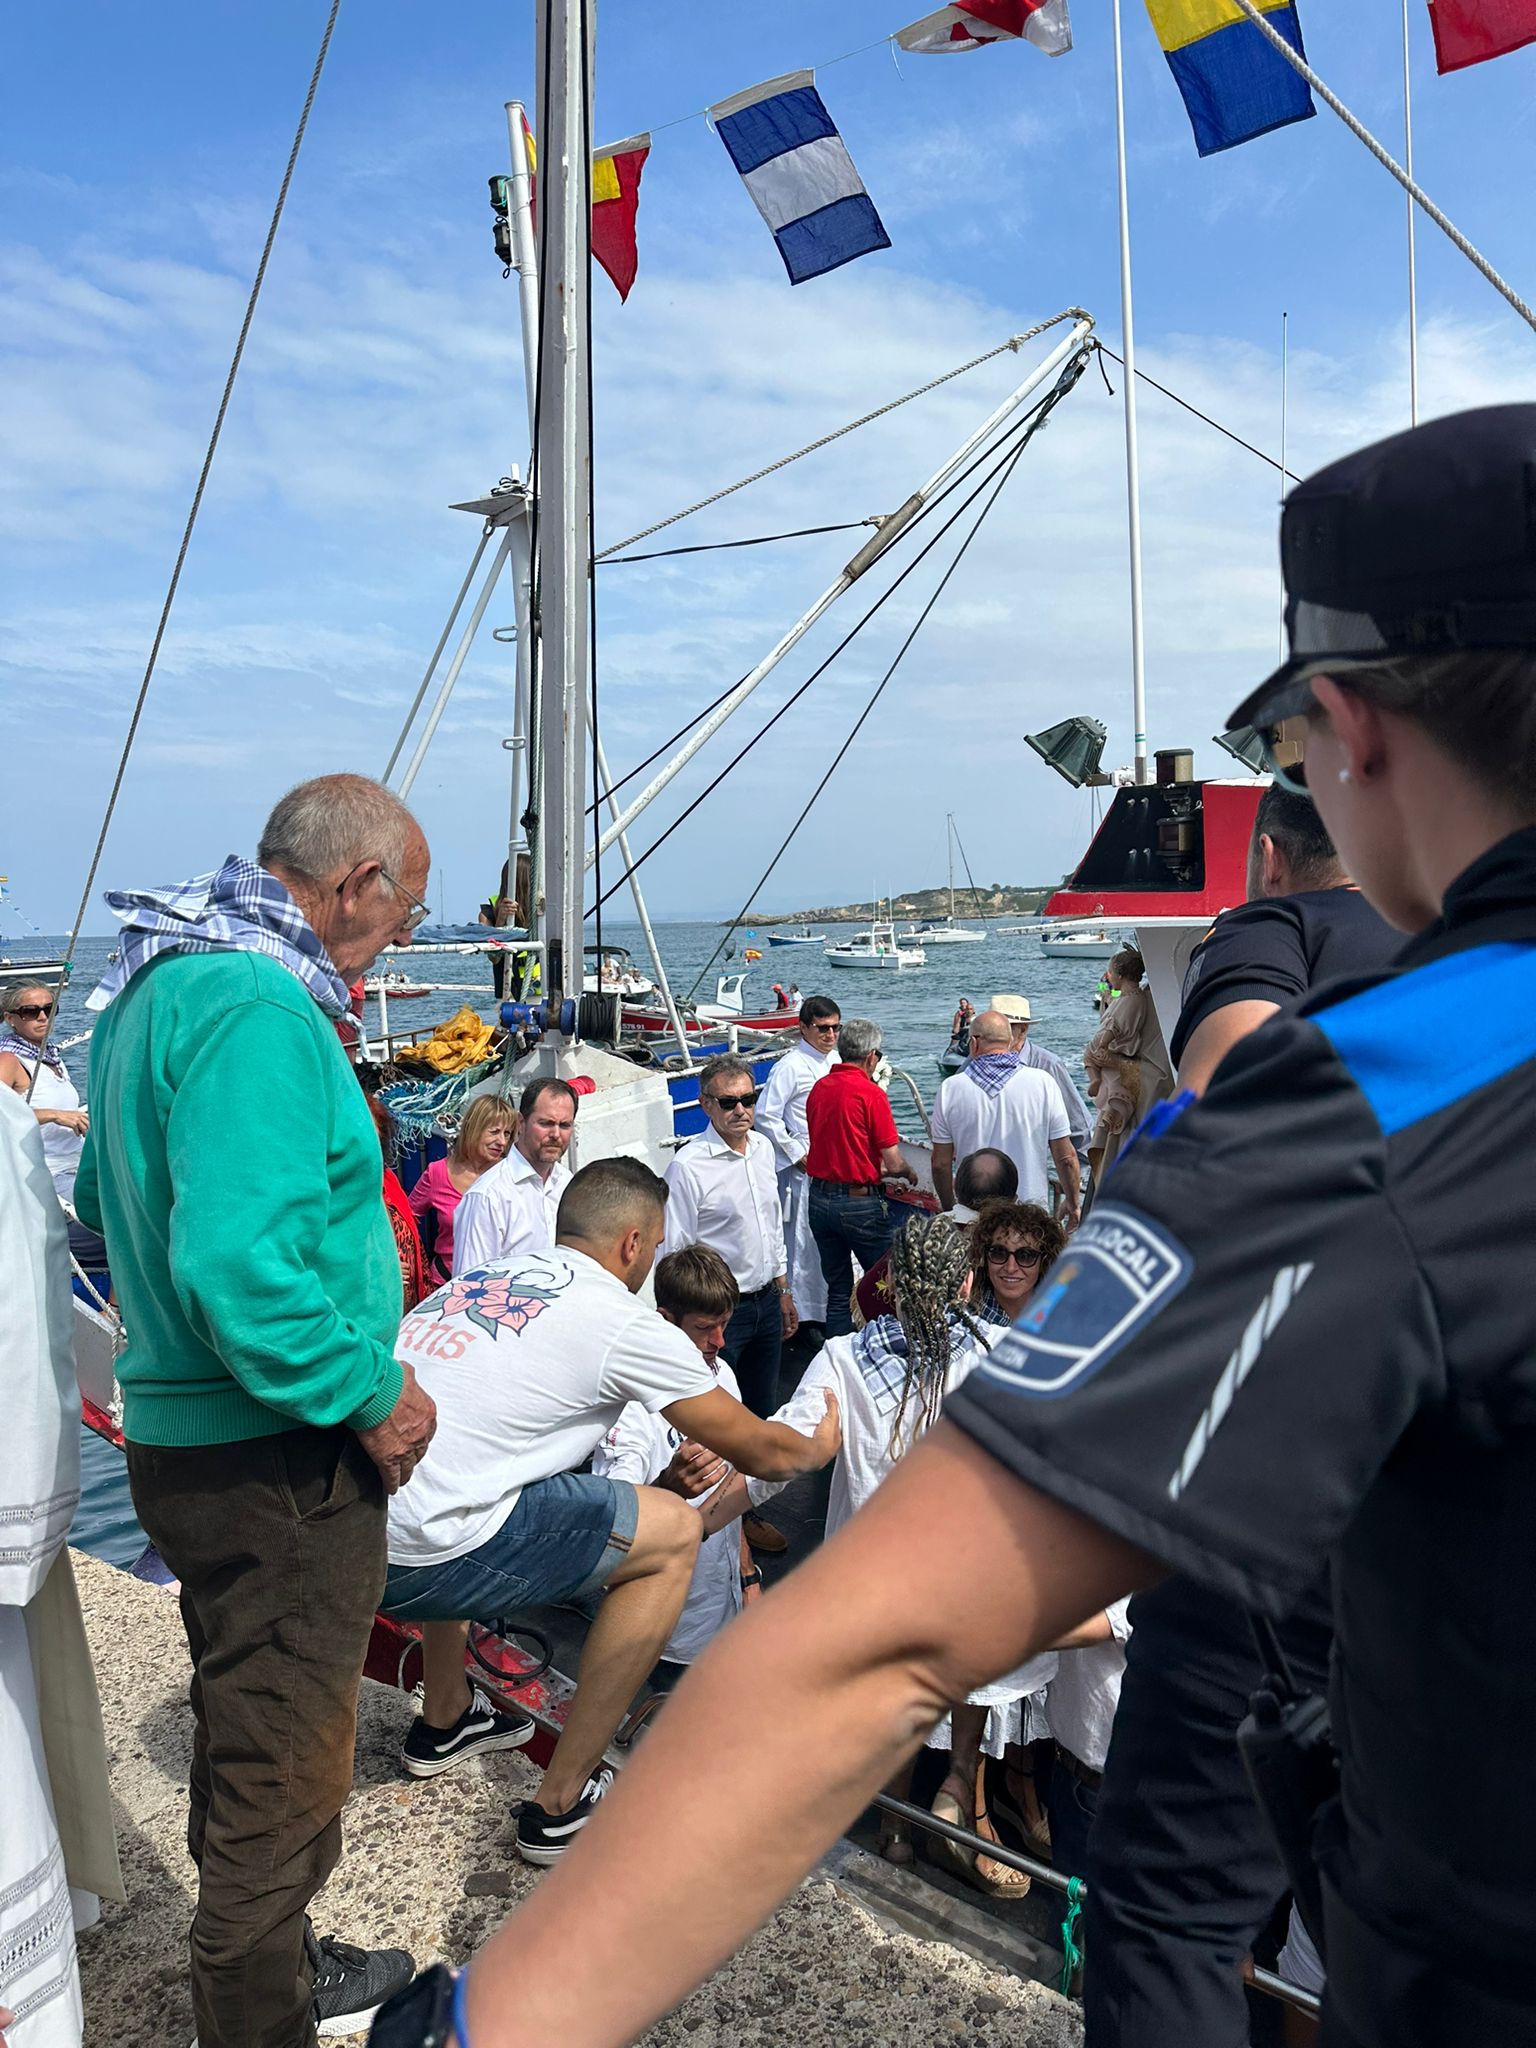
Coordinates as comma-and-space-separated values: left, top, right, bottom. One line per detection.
0, 982, 108, 1279
968, 1200, 1067, 1328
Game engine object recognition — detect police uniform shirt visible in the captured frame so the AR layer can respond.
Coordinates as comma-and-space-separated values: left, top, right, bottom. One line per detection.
947, 827, 1536, 2047
1169, 885, 1401, 1070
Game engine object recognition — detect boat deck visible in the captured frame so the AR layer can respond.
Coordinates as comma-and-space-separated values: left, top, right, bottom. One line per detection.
74, 1544, 1083, 2046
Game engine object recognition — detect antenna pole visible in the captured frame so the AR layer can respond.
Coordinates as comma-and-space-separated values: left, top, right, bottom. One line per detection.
1112, 0, 1150, 784
1278, 309, 1289, 664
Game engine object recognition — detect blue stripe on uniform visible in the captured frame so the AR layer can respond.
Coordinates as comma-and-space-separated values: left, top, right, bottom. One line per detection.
1314, 941, 1536, 1137
715, 86, 835, 177
773, 194, 891, 285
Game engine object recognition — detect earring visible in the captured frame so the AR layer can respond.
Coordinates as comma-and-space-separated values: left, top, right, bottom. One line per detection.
1337, 768, 1352, 785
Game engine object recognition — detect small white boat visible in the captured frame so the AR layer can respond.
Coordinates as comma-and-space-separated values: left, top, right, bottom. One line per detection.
825, 917, 925, 971
1038, 927, 1122, 959
363, 971, 432, 998
583, 942, 655, 998
898, 917, 987, 946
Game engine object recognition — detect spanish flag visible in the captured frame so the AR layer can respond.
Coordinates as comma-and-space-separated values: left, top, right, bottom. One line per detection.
1145, 0, 1315, 156
1428, 0, 1536, 72
519, 116, 650, 303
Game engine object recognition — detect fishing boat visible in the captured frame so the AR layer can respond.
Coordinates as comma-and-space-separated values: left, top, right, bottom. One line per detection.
765, 927, 824, 948
898, 816, 988, 946
363, 970, 432, 999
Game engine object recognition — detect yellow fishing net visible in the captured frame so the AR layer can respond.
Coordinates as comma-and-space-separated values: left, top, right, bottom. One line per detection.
396, 1005, 498, 1074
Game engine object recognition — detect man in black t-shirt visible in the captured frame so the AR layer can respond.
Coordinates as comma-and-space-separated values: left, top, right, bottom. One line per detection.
1173, 785, 1400, 1092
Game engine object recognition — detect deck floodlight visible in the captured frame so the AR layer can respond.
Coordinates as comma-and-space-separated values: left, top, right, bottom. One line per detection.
1025, 715, 1108, 789
1213, 725, 1268, 774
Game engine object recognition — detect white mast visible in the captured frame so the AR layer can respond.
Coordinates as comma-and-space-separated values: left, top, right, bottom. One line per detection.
1278, 309, 1289, 664
1111, 0, 1150, 786
531, 0, 593, 1017
1401, 0, 1419, 424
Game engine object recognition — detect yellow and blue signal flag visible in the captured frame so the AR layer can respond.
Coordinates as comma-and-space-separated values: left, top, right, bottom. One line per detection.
1145, 0, 1316, 156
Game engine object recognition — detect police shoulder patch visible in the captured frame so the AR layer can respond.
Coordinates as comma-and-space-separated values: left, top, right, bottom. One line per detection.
979, 1201, 1192, 1401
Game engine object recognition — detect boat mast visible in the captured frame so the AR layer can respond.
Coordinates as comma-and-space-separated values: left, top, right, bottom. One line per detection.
1111, 0, 1150, 786
531, 0, 593, 1021
947, 812, 956, 923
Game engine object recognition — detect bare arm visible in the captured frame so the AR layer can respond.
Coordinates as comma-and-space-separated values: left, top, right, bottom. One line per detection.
931, 1140, 955, 1209
1176, 999, 1280, 1096
880, 1142, 917, 1184
1049, 1136, 1081, 1226
460, 1420, 1159, 2046
664, 1385, 840, 1482
1050, 1608, 1116, 1649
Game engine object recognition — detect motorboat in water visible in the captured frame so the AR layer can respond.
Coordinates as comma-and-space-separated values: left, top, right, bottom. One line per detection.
826, 917, 926, 971
1038, 927, 1122, 959
765, 927, 824, 948
583, 942, 655, 999
363, 970, 432, 998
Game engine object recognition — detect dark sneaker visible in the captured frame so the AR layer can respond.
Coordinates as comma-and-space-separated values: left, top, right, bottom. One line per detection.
401, 1685, 536, 1779
306, 1928, 415, 2039
515, 1766, 615, 1865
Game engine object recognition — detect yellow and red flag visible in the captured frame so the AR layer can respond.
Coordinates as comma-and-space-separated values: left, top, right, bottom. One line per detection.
592, 134, 650, 302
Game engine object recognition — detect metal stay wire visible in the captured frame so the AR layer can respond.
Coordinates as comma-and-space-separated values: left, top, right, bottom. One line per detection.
40, 0, 345, 1105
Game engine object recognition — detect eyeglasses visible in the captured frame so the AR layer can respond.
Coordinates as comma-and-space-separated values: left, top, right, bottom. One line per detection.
11, 1002, 55, 1021
808, 1021, 839, 1034
379, 866, 432, 931
987, 1243, 1044, 1269
708, 1090, 759, 1111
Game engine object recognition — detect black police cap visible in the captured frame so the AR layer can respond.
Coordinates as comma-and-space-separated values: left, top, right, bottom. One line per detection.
1230, 403, 1536, 729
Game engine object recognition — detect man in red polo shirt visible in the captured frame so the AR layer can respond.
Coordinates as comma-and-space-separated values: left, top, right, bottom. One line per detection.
803, 1016, 917, 1336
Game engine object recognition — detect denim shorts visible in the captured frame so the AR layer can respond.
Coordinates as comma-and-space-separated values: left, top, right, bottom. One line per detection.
381, 1469, 639, 1623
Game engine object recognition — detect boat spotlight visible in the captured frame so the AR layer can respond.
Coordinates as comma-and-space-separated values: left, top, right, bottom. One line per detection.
1213, 725, 1268, 774
1025, 715, 1109, 789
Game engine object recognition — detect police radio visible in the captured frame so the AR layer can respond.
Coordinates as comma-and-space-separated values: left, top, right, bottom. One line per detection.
1237, 1614, 1338, 1959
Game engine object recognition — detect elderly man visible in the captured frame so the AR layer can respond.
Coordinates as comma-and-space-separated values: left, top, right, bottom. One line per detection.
931, 1009, 1079, 1226
74, 774, 435, 2047
452, 1076, 577, 1274
755, 994, 840, 1337
803, 1018, 917, 1338
990, 993, 1092, 1172
665, 1054, 797, 1554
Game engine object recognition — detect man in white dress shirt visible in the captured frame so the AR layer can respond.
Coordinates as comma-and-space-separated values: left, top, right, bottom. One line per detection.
665, 1054, 797, 1554
991, 992, 1092, 1173
930, 1010, 1080, 1225
754, 995, 840, 1335
452, 1077, 576, 1275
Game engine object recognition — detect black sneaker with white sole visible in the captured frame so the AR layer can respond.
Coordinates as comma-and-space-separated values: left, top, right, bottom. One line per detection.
306, 1926, 416, 2038
515, 1765, 616, 1865
401, 1685, 536, 1779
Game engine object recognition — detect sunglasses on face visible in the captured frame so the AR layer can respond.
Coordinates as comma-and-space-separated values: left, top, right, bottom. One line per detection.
809, 1021, 839, 1033
987, 1243, 1043, 1269
709, 1090, 759, 1111
12, 1003, 55, 1021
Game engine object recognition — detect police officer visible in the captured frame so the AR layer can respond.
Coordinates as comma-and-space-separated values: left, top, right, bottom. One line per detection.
1080, 783, 1402, 2046
369, 408, 1536, 2048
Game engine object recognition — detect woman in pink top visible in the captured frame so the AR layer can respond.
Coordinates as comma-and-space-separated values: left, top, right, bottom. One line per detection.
409, 1094, 517, 1283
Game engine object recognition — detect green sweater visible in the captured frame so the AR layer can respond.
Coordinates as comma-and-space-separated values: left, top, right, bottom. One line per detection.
75, 951, 404, 1447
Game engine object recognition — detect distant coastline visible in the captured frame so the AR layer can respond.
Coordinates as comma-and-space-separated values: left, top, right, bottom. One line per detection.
727, 884, 1057, 927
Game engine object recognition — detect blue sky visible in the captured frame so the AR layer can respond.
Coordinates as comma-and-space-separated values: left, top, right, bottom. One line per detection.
4, 0, 1535, 932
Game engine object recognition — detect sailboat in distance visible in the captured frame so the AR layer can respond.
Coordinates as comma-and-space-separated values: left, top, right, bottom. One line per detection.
898, 815, 987, 945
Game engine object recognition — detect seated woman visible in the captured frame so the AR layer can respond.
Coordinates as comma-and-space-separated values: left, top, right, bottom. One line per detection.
968, 1199, 1067, 1327
0, 981, 108, 1280
1082, 945, 1173, 1185
408, 1095, 516, 1285
729, 1214, 1050, 1890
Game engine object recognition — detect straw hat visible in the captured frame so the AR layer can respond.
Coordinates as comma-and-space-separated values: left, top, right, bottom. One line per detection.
990, 993, 1032, 1022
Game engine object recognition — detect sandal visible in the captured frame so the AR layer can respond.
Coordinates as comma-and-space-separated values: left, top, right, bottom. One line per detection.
995, 1765, 1053, 1858
928, 1780, 979, 1883
972, 1779, 1031, 1899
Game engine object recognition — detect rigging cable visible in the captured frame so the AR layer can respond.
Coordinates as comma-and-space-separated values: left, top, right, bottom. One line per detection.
596, 520, 872, 566
580, 347, 1089, 946
1095, 345, 1302, 483
592, 309, 1091, 562
45, 0, 344, 1100
678, 376, 1067, 1003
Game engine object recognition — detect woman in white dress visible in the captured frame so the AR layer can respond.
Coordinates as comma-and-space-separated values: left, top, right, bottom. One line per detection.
0, 984, 107, 1276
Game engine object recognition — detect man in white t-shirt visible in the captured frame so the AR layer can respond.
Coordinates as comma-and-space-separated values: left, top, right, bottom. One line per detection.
451, 1076, 576, 1275
594, 1246, 760, 1679
384, 1156, 840, 1865
930, 1010, 1080, 1225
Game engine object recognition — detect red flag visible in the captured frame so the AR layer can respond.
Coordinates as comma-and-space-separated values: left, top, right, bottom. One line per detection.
591, 134, 650, 302
1428, 0, 1536, 71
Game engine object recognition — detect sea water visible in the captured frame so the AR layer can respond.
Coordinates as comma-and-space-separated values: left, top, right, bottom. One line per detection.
33, 924, 1108, 1567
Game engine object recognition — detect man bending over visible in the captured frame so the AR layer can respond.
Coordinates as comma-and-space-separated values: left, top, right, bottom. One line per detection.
382, 1155, 840, 1863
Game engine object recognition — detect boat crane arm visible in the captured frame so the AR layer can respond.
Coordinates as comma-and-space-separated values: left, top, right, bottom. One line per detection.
456, 1420, 1157, 2047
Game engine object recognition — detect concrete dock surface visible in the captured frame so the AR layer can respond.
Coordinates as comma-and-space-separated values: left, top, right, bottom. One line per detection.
74, 1550, 1084, 2046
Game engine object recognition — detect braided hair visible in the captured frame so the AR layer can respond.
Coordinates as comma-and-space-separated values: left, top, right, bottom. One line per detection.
885, 1214, 983, 1456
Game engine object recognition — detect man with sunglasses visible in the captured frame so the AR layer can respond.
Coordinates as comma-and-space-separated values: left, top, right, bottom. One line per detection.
665, 1055, 796, 1552
756, 994, 842, 1339
372, 407, 1536, 2048
74, 774, 438, 2046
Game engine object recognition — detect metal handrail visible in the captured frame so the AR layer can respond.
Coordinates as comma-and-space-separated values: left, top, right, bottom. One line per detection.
870, 1792, 1322, 2022
885, 1065, 933, 1140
